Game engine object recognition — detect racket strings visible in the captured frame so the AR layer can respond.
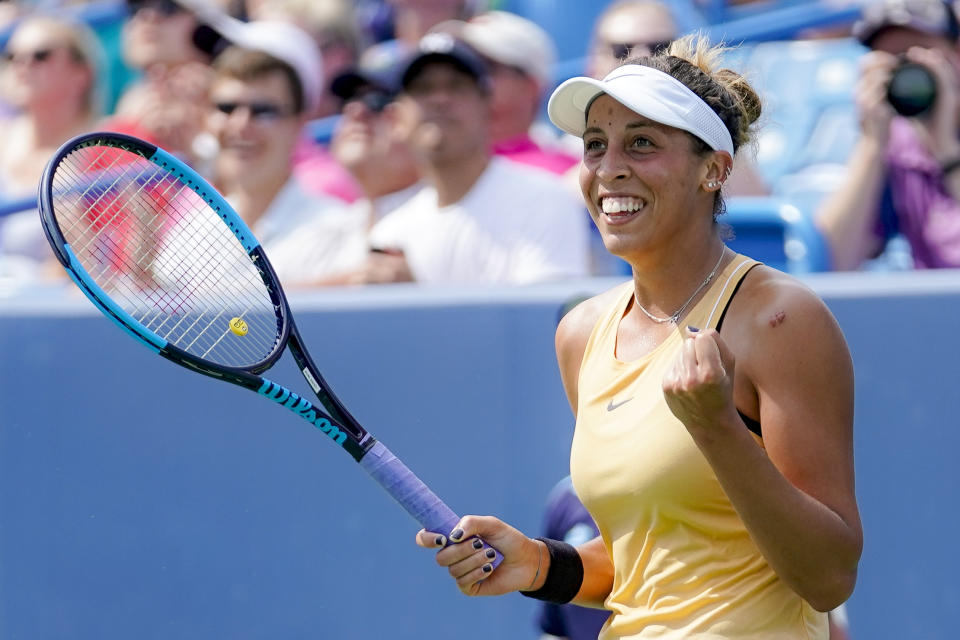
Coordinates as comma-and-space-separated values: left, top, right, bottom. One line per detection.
51, 143, 281, 368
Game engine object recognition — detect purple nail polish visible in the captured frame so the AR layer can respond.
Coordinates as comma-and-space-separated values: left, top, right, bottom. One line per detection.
485, 548, 496, 559
435, 535, 445, 546
481, 563, 492, 573
450, 528, 464, 541
472, 538, 483, 550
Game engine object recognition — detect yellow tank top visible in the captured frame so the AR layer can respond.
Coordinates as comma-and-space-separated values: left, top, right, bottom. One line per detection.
570, 254, 827, 639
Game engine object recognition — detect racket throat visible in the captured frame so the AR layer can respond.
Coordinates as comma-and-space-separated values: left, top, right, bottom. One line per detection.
256, 378, 371, 460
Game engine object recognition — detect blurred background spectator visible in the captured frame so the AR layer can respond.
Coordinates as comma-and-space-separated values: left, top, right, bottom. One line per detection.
104, 0, 215, 163
586, 0, 678, 80
815, 0, 960, 270
329, 48, 421, 222
363, 33, 589, 284
0, 12, 104, 282
0, 13, 103, 200
3, 0, 958, 287
198, 18, 361, 286
432, 10, 578, 175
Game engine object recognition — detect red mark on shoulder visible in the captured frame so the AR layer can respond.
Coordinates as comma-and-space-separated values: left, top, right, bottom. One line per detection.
769, 310, 786, 327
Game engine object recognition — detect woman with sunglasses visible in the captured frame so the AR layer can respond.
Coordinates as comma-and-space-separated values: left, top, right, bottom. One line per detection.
0, 14, 102, 201
416, 35, 862, 639
0, 14, 104, 283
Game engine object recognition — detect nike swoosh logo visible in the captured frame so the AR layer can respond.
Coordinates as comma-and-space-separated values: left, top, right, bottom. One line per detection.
606, 397, 633, 411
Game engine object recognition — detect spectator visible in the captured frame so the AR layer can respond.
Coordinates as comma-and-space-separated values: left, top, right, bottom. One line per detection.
106, 0, 216, 162
387, 0, 478, 47
0, 13, 103, 200
0, 13, 105, 283
362, 33, 589, 284
586, 0, 678, 80
329, 49, 421, 224
247, 0, 364, 119
816, 0, 960, 269
268, 48, 423, 287
432, 11, 579, 175
199, 19, 360, 286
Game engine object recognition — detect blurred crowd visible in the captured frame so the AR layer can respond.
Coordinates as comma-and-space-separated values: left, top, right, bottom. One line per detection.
1, 0, 960, 289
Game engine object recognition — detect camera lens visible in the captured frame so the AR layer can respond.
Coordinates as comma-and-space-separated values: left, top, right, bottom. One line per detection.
887, 62, 937, 117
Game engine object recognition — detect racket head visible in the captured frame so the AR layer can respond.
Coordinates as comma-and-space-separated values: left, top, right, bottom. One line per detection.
39, 132, 291, 377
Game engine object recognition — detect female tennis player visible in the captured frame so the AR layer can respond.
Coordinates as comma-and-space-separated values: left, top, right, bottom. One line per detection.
416, 35, 862, 639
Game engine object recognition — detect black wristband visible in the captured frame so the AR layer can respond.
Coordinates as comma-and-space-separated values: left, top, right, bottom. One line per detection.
942, 156, 960, 175
519, 537, 584, 604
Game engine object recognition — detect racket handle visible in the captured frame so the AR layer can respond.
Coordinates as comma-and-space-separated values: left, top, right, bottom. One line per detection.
359, 441, 503, 569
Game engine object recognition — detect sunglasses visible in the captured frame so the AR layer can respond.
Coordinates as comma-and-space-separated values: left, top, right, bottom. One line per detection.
345, 91, 393, 114
608, 40, 671, 60
2, 48, 56, 65
214, 101, 295, 121
127, 0, 184, 17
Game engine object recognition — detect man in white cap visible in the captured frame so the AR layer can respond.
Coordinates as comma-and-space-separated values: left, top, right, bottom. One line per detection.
199, 20, 366, 286
431, 10, 578, 175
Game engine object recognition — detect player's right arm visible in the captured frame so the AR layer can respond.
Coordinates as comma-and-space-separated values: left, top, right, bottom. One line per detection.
553, 290, 620, 607
415, 287, 622, 602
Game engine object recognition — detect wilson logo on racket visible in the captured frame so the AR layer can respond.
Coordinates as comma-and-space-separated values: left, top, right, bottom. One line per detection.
257, 380, 348, 446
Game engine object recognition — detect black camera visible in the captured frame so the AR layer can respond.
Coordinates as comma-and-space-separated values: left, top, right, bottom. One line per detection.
887, 61, 937, 117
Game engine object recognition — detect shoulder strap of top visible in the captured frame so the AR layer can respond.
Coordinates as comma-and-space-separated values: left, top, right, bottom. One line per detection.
705, 255, 760, 331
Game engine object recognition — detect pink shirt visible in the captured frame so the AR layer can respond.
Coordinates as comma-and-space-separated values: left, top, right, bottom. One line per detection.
493, 134, 579, 176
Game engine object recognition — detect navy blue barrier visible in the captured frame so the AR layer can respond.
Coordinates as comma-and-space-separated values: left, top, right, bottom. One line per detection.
2, 273, 960, 639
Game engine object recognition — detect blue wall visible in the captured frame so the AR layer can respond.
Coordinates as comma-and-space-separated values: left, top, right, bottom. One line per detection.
2, 273, 959, 639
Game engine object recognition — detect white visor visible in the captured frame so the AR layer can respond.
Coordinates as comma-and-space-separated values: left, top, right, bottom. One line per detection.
547, 64, 735, 157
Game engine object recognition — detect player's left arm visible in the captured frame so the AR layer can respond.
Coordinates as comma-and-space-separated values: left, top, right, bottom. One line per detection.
664, 272, 862, 612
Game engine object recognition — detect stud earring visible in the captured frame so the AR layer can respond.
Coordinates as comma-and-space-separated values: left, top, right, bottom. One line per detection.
707, 180, 719, 189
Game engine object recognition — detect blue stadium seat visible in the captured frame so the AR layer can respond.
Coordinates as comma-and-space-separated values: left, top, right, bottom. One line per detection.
742, 38, 864, 189
723, 197, 831, 273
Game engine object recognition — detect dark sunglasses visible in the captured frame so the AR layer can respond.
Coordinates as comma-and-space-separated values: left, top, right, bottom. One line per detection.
214, 101, 295, 121
609, 40, 671, 60
345, 91, 393, 114
127, 0, 184, 17
2, 48, 55, 65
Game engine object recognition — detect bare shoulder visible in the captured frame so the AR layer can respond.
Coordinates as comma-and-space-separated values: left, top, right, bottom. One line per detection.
724, 265, 852, 388
556, 283, 630, 359
555, 282, 631, 411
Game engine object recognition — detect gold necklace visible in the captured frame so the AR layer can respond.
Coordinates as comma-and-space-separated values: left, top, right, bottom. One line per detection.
633, 249, 725, 325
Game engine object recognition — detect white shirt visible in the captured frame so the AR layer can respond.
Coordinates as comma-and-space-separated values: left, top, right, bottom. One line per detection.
266, 181, 422, 287
368, 158, 589, 285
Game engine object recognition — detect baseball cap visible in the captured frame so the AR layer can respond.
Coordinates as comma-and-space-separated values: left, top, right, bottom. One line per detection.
331, 40, 405, 101
853, 0, 960, 47
174, 0, 323, 113
399, 32, 491, 91
431, 11, 556, 88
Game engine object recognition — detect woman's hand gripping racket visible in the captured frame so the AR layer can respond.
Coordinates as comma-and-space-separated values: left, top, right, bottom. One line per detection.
37, 131, 501, 569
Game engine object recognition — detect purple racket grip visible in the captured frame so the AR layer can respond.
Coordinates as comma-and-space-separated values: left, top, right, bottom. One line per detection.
359, 441, 503, 569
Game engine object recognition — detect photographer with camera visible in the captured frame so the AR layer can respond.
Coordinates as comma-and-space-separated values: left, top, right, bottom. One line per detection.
816, 0, 960, 269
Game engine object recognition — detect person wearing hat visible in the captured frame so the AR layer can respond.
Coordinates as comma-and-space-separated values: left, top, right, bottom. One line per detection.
261, 48, 425, 288
816, 0, 960, 269
431, 11, 579, 176
328, 45, 422, 228
198, 21, 366, 287
105, 0, 217, 163
360, 32, 589, 284
415, 35, 861, 639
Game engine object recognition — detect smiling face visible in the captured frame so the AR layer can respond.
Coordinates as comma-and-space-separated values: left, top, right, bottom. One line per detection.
2, 18, 93, 113
207, 70, 304, 191
579, 94, 725, 262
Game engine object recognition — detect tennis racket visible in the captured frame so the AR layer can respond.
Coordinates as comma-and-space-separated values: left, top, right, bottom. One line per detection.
38, 131, 501, 569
